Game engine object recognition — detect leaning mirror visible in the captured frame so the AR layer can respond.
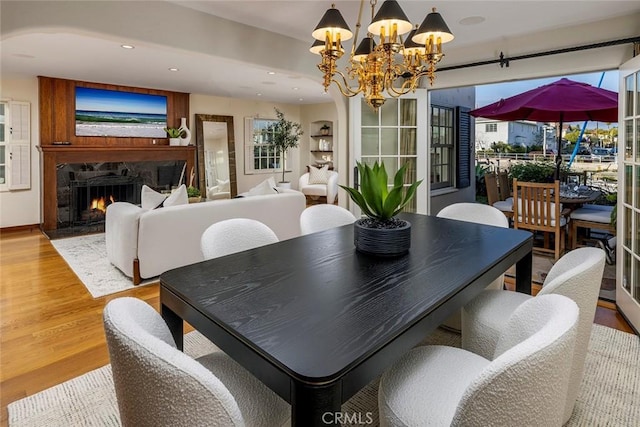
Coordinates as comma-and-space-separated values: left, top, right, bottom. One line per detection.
195, 114, 237, 199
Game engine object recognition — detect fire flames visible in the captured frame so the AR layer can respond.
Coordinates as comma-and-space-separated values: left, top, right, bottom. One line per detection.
89, 195, 115, 213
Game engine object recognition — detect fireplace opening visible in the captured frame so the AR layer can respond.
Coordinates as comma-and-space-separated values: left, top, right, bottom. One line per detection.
70, 173, 143, 226
51, 160, 186, 238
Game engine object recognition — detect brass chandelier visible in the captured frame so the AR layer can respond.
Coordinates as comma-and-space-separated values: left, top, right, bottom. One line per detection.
311, 0, 454, 110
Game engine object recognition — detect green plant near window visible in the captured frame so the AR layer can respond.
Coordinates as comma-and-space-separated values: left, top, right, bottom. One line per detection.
340, 161, 422, 222
475, 164, 490, 197
509, 161, 568, 183
271, 108, 303, 183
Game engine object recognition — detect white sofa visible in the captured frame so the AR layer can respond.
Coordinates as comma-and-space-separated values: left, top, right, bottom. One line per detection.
106, 189, 306, 284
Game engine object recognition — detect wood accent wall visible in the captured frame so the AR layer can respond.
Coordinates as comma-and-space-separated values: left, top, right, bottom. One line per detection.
38, 76, 189, 146
37, 76, 193, 231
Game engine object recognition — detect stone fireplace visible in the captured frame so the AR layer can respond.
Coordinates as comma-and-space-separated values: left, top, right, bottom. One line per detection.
56, 161, 188, 232
40, 146, 196, 235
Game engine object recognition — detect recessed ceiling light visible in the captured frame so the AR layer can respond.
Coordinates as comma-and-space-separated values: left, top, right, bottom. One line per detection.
121, 44, 135, 49
267, 71, 276, 75
168, 68, 179, 72
459, 16, 485, 26
257, 93, 262, 96
298, 98, 304, 102
292, 87, 299, 91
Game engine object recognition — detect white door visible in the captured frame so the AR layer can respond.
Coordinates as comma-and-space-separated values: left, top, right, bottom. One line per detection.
617, 54, 640, 332
349, 93, 429, 216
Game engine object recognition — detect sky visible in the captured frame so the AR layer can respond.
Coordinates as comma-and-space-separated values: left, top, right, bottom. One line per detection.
75, 87, 167, 115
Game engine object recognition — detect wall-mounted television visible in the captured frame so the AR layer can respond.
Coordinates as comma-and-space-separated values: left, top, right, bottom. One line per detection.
75, 87, 167, 138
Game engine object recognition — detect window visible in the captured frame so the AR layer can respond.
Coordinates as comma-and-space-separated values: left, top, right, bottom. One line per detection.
430, 106, 455, 190
244, 117, 283, 174
486, 123, 497, 132
0, 100, 30, 191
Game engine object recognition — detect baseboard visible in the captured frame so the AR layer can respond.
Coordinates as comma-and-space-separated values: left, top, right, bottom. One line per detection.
0, 223, 41, 234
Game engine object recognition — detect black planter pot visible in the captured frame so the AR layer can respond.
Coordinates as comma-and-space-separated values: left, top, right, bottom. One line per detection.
353, 218, 411, 257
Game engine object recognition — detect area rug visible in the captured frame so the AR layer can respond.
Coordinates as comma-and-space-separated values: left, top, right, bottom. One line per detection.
7, 325, 639, 427
50, 233, 156, 298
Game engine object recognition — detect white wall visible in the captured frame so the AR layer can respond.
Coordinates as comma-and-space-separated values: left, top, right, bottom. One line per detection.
0, 77, 40, 228
189, 95, 337, 193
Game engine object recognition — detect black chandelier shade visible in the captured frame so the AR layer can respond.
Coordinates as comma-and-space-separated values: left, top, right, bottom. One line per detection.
412, 8, 455, 44
368, 0, 413, 36
312, 6, 353, 41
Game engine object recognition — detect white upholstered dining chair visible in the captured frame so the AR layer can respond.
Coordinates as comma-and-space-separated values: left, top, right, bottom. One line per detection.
200, 218, 279, 260
103, 297, 289, 427
461, 247, 605, 424
300, 204, 356, 235
436, 202, 510, 331
378, 294, 579, 427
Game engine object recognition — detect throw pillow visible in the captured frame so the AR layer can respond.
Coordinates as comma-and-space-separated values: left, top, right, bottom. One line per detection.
141, 185, 167, 210
247, 179, 278, 196
308, 165, 331, 184
163, 184, 188, 207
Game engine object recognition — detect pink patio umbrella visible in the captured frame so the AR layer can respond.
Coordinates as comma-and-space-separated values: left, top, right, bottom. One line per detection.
470, 78, 618, 179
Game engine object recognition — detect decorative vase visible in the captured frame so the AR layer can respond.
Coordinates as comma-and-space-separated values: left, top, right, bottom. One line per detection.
353, 218, 411, 257
169, 138, 181, 146
179, 117, 191, 146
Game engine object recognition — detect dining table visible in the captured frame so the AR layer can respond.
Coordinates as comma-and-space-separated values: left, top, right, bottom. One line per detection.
160, 212, 533, 426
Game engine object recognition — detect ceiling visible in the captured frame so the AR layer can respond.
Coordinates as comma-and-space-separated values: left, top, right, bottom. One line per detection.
2, 1, 639, 105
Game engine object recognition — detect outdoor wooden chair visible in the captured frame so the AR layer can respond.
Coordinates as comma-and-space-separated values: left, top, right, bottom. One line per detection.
512, 179, 567, 260
485, 172, 513, 220
498, 171, 512, 200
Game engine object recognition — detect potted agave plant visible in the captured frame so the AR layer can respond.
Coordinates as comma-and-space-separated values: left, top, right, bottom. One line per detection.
340, 161, 423, 256
165, 127, 185, 146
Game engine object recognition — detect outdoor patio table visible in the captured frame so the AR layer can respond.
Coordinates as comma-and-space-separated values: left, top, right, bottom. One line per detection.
160, 212, 533, 426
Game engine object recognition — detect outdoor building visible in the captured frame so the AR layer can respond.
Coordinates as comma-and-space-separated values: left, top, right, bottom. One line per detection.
475, 118, 541, 150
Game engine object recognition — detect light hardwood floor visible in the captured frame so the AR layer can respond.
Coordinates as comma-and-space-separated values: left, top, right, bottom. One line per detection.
0, 228, 634, 426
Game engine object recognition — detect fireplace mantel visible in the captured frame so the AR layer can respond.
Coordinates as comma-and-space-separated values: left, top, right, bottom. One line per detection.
39, 145, 196, 231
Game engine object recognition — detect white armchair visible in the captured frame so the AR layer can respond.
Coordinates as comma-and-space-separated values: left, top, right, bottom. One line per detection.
299, 170, 339, 204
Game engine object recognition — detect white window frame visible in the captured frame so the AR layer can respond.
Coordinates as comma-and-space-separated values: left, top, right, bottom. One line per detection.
486, 123, 497, 132
244, 117, 291, 175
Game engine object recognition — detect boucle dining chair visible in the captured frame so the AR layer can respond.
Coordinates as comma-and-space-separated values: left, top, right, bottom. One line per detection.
103, 297, 289, 427
461, 247, 605, 424
436, 203, 509, 331
379, 294, 579, 427
200, 218, 278, 260
300, 204, 357, 235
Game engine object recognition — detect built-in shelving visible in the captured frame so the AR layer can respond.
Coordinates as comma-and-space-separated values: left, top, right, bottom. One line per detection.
309, 120, 334, 168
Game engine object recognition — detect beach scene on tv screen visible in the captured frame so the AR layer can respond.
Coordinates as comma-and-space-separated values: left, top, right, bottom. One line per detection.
75, 87, 167, 138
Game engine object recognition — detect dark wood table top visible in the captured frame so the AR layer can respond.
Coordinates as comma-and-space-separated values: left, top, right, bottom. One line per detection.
160, 212, 533, 425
